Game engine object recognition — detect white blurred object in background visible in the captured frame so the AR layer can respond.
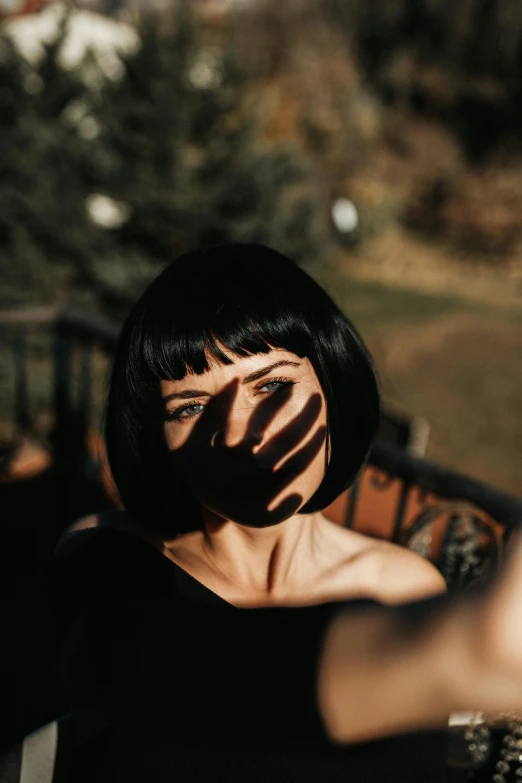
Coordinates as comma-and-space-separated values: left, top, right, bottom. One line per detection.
86, 194, 132, 229
2, 2, 139, 80
331, 197, 359, 233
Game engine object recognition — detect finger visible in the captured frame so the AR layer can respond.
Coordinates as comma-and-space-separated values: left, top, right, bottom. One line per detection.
226, 426, 325, 512
189, 376, 284, 447
263, 493, 303, 524
243, 379, 296, 447
474, 528, 522, 689
258, 393, 323, 468
270, 424, 327, 495
188, 377, 239, 439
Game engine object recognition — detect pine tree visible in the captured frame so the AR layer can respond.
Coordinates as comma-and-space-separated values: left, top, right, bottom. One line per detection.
85, 2, 330, 317
0, 2, 332, 318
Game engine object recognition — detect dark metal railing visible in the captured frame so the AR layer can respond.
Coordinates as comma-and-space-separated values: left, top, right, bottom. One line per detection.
0, 306, 119, 475
370, 440, 522, 532
50, 308, 119, 469
365, 441, 522, 588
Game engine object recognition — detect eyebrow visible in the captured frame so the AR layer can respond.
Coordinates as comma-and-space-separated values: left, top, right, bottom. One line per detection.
162, 360, 301, 403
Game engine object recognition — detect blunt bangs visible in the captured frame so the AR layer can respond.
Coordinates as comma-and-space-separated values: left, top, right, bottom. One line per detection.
105, 243, 380, 532
135, 250, 322, 385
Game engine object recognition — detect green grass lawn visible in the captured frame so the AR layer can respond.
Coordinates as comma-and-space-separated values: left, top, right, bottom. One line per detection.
312, 267, 463, 330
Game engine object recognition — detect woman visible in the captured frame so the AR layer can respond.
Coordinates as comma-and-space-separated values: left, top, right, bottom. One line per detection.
51, 244, 520, 781
95, 242, 445, 608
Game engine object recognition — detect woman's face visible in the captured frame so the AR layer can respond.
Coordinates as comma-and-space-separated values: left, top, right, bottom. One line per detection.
160, 346, 328, 528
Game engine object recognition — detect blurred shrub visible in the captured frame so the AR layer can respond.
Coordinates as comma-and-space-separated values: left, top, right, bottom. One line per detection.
220, 1, 393, 251
404, 170, 522, 258
323, 0, 522, 162
238, 1, 383, 185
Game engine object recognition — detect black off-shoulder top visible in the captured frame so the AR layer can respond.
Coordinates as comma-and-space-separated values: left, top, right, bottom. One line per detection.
49, 527, 449, 783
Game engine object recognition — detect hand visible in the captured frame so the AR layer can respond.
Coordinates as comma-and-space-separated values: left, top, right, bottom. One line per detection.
469, 530, 522, 717
166, 377, 326, 527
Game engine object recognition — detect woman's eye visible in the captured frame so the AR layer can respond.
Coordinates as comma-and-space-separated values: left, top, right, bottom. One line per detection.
167, 403, 204, 422
260, 381, 284, 392
181, 404, 204, 418
257, 379, 295, 394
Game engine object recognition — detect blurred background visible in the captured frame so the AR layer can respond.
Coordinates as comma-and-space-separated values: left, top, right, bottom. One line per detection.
1, 0, 521, 497
1, 0, 522, 762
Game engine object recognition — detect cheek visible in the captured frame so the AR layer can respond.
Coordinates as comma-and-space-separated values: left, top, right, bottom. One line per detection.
163, 421, 198, 451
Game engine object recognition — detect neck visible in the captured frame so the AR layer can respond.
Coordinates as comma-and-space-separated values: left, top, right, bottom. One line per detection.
169, 509, 333, 599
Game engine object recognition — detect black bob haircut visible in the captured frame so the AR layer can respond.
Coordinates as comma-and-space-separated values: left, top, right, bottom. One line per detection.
105, 243, 380, 534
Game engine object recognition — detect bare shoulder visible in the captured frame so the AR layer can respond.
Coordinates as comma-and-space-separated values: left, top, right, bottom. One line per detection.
363, 539, 447, 604
315, 521, 446, 605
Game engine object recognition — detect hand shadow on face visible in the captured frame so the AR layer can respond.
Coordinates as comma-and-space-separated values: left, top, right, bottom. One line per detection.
162, 377, 326, 531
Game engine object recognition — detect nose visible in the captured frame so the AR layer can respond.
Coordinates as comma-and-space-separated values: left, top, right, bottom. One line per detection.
211, 405, 263, 452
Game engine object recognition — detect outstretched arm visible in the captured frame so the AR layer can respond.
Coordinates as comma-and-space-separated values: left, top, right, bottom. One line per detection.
317, 532, 522, 744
